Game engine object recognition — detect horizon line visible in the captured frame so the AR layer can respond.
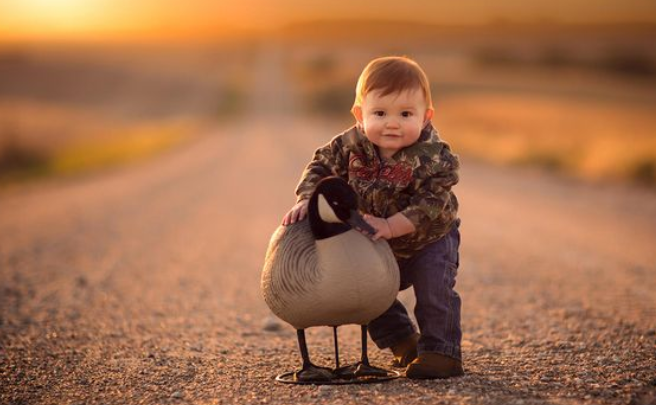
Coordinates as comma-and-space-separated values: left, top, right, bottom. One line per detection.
1, 18, 655, 46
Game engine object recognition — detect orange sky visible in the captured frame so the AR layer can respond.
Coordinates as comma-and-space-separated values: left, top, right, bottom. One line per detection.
1, 0, 655, 42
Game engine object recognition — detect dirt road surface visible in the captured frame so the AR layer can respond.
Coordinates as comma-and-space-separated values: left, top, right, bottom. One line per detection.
1, 45, 655, 405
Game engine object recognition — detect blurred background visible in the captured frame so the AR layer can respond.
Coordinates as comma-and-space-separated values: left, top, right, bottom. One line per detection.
1, 0, 655, 188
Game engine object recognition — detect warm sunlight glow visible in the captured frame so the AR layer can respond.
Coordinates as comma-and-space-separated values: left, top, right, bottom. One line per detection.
5, 0, 111, 34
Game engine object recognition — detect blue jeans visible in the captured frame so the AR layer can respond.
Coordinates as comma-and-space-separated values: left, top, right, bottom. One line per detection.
368, 219, 462, 360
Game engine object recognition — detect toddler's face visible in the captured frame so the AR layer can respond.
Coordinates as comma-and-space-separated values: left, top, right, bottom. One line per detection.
354, 87, 433, 159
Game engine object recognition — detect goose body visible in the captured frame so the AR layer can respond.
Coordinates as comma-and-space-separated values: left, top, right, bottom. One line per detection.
262, 219, 399, 329
261, 176, 400, 382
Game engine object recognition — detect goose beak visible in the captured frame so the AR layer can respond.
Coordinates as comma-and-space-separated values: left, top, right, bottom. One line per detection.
346, 209, 376, 235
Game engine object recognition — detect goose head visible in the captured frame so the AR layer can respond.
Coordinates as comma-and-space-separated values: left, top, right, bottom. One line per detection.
307, 176, 376, 240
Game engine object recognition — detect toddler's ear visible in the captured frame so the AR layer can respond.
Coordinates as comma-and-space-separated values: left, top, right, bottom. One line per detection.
351, 106, 364, 124
423, 108, 434, 126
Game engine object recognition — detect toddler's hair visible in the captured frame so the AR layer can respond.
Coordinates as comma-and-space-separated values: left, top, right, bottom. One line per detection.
352, 56, 432, 112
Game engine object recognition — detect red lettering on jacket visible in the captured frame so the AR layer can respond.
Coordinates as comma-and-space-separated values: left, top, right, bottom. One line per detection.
349, 153, 413, 187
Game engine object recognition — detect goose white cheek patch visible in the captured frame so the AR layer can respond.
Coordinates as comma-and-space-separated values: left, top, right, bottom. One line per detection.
318, 194, 341, 223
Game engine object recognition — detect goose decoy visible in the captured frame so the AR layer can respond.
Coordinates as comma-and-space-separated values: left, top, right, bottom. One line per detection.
261, 176, 400, 383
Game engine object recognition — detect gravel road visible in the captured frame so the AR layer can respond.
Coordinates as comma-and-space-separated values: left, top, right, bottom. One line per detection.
1, 45, 655, 405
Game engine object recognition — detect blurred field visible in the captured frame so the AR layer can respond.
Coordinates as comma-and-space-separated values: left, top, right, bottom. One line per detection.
2, 22, 656, 186
0, 43, 252, 184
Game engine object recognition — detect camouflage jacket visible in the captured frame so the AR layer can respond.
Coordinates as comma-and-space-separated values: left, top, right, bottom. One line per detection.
295, 123, 460, 259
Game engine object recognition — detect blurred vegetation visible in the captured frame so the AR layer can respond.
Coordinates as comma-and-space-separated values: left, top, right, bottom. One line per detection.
438, 97, 656, 187
474, 45, 656, 77
311, 85, 353, 114
0, 126, 50, 182
291, 54, 354, 115
598, 48, 656, 77
215, 84, 244, 119
0, 44, 251, 187
306, 54, 338, 76
0, 121, 195, 185
51, 122, 194, 175
629, 159, 656, 185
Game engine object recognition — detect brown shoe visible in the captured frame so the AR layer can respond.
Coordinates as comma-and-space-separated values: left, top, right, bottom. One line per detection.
405, 353, 464, 379
390, 333, 420, 367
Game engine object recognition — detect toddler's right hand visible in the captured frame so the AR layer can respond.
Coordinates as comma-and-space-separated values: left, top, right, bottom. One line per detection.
282, 199, 309, 226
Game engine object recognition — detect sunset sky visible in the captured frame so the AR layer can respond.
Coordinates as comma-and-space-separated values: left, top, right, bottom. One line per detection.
1, 0, 656, 42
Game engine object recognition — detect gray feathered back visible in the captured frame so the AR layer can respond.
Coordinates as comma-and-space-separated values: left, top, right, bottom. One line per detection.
262, 220, 319, 317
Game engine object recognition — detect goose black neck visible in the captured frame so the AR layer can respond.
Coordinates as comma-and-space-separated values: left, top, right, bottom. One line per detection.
307, 192, 351, 240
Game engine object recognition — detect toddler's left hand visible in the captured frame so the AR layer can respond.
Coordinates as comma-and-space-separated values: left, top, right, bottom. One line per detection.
362, 214, 393, 241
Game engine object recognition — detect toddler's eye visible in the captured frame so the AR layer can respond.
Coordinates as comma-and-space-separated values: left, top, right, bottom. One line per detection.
374, 111, 385, 117
401, 111, 413, 117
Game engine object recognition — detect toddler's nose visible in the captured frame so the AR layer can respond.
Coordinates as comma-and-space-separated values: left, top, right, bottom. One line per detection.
386, 118, 400, 128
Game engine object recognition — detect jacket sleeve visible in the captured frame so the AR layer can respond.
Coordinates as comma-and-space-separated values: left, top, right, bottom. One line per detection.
294, 135, 349, 202
400, 144, 460, 237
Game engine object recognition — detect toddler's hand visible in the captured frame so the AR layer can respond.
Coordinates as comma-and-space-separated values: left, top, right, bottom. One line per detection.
362, 214, 394, 241
282, 200, 309, 226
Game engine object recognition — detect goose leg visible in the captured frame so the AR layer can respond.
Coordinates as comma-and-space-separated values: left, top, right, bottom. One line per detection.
333, 325, 390, 379
333, 326, 340, 369
354, 325, 391, 377
294, 329, 333, 382
332, 326, 358, 379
